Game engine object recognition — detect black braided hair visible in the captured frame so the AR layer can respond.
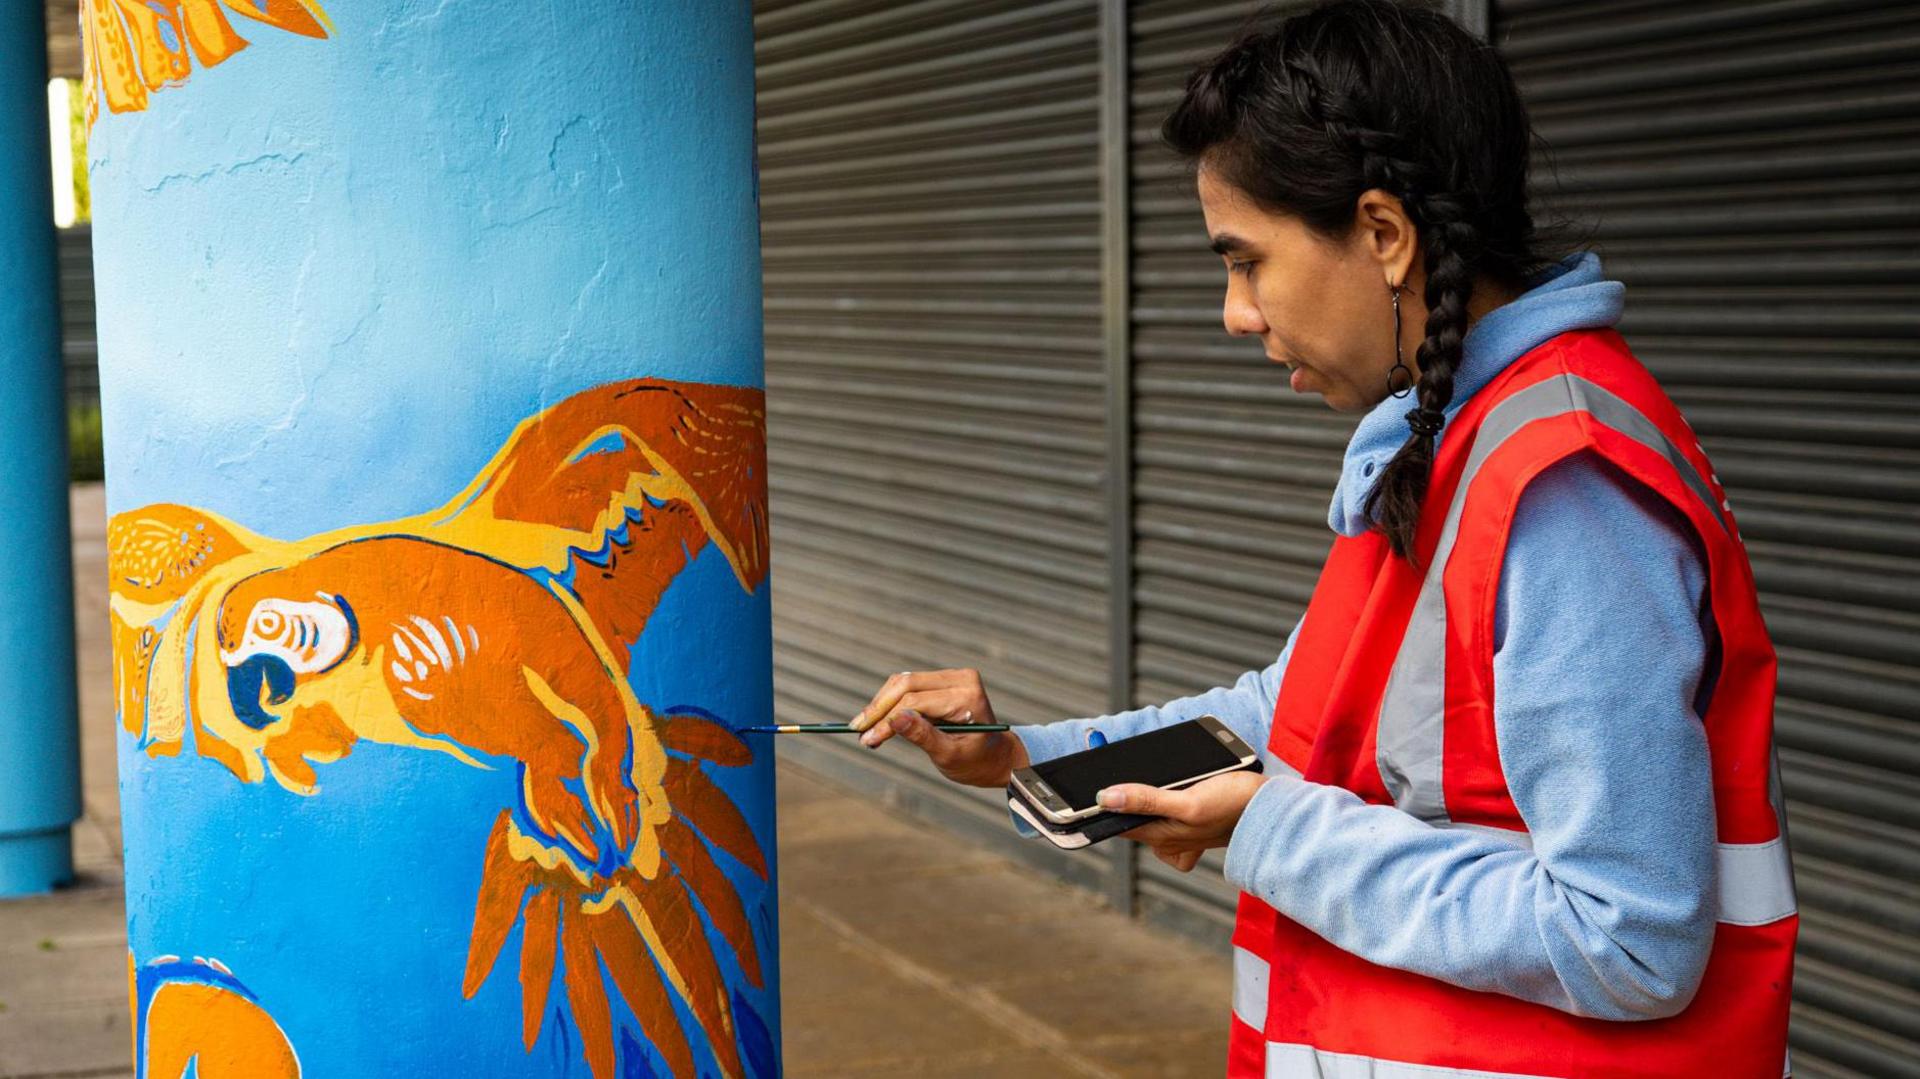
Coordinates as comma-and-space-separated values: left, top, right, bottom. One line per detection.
1163, 0, 1579, 561
1368, 184, 1479, 558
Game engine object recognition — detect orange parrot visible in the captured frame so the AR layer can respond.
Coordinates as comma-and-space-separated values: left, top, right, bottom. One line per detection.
108, 379, 772, 1079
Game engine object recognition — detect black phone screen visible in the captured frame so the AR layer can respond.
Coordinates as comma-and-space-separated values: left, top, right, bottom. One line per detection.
1030, 721, 1245, 811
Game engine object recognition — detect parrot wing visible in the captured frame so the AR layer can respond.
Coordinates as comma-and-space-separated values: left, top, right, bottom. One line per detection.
422, 379, 770, 657
105, 504, 276, 742
107, 503, 269, 614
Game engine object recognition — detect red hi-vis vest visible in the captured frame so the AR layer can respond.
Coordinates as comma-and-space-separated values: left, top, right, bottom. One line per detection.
1228, 329, 1797, 1078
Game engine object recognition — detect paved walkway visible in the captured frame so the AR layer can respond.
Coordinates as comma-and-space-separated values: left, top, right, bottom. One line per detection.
0, 485, 1229, 1077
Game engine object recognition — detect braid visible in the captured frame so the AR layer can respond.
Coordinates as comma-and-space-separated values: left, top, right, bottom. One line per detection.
1283, 51, 1483, 562
1282, 53, 1415, 196
1162, 0, 1573, 563
1364, 190, 1479, 562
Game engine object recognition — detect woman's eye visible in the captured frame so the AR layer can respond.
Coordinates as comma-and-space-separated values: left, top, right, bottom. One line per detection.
1229, 259, 1256, 276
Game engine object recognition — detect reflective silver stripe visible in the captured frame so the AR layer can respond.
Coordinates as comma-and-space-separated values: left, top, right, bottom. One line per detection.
1725, 746, 1798, 926
1264, 1042, 1561, 1078
1262, 1040, 1785, 1078
1550, 378, 1727, 535
1430, 824, 1796, 925
1376, 374, 1733, 827
1718, 837, 1798, 926
1369, 374, 1793, 925
1233, 946, 1270, 1030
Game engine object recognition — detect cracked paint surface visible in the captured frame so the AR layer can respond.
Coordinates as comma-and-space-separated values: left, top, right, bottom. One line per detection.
86, 3, 772, 1076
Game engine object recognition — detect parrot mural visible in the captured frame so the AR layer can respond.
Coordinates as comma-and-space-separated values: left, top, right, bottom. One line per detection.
108, 378, 773, 1079
79, 0, 334, 129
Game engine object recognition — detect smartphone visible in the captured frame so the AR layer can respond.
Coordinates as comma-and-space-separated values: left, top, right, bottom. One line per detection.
1008, 795, 1091, 850
1008, 716, 1260, 825
1008, 791, 1162, 851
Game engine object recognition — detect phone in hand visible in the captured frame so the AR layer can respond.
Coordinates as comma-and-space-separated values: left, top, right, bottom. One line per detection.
1008, 794, 1094, 849
1008, 716, 1261, 826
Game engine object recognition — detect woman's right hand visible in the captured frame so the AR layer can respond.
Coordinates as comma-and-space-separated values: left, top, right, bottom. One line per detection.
849, 669, 1028, 787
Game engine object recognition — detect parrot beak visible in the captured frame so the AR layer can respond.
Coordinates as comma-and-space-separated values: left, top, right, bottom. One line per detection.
226, 653, 297, 730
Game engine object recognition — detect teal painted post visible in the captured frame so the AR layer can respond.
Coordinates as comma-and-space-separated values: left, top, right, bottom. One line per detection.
0, 0, 83, 898
83, 3, 774, 1076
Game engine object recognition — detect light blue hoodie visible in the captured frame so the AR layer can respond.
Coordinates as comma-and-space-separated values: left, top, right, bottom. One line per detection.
1013, 251, 1719, 1020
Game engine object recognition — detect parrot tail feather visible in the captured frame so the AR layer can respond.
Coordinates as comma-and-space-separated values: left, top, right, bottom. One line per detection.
518, 890, 562, 1050
461, 811, 540, 999
662, 818, 763, 987
612, 865, 746, 1079
580, 900, 698, 1079
559, 909, 617, 1079
464, 808, 757, 1079
658, 713, 752, 767
662, 759, 768, 879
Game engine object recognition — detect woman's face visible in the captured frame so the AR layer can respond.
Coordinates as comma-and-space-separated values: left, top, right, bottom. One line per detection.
1196, 164, 1419, 414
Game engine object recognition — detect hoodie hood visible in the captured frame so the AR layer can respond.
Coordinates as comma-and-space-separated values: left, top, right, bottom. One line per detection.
1327, 249, 1626, 537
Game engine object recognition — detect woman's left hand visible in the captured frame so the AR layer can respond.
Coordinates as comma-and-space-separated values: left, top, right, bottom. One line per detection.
1098, 770, 1271, 873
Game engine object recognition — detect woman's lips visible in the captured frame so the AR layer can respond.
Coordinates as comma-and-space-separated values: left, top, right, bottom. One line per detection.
1268, 352, 1312, 394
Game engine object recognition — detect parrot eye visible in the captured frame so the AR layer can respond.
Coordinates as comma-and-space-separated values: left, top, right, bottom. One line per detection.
221, 596, 356, 677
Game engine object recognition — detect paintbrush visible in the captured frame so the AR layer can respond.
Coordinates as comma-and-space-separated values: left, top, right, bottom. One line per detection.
740, 723, 1011, 734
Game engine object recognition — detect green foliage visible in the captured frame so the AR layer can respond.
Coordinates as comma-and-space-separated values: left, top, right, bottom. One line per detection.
63, 78, 89, 224
69, 404, 103, 483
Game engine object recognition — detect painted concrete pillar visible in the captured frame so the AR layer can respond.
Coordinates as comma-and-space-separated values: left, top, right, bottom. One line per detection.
81, 3, 775, 1076
0, 0, 84, 897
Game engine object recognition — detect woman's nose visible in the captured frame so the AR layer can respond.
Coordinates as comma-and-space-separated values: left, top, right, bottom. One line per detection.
1222, 282, 1267, 337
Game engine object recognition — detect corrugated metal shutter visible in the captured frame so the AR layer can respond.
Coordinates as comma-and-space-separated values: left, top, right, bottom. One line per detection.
1495, 4, 1920, 1074
57, 224, 97, 407
757, 4, 1916, 1064
1126, 0, 1317, 937
1128, 2, 1920, 1065
1119, 0, 1493, 947
44, 0, 84, 80
752, 1, 1123, 892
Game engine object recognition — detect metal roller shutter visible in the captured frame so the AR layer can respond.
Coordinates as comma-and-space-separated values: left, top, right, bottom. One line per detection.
1497, 2, 1920, 1074
57, 225, 97, 407
1126, 9, 1920, 1062
1124, 0, 1316, 938
752, 0, 1124, 894
757, 5, 1918, 1065
1121, 0, 1493, 944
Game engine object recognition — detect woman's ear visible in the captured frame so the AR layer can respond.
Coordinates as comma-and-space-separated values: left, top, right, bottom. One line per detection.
1354, 188, 1419, 290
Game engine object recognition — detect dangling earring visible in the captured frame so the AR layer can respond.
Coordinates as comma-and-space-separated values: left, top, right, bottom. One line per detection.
1385, 281, 1414, 398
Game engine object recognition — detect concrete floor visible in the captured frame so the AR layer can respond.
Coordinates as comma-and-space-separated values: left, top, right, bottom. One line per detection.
0, 485, 1229, 1078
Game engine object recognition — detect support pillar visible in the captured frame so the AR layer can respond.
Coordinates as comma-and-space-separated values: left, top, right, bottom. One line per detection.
82, 3, 774, 1075
0, 0, 83, 898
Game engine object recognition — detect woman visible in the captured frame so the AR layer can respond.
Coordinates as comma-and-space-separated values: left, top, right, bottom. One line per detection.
850, 2, 1796, 1076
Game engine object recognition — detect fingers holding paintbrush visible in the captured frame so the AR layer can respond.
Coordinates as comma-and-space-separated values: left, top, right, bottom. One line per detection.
740, 720, 1009, 734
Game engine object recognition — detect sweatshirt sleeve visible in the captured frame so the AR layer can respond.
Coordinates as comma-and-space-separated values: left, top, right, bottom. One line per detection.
1010, 623, 1300, 767
1222, 451, 1719, 1020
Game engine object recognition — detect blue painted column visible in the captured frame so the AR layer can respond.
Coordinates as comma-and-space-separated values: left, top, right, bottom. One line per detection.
82, 3, 774, 1076
0, 0, 83, 897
